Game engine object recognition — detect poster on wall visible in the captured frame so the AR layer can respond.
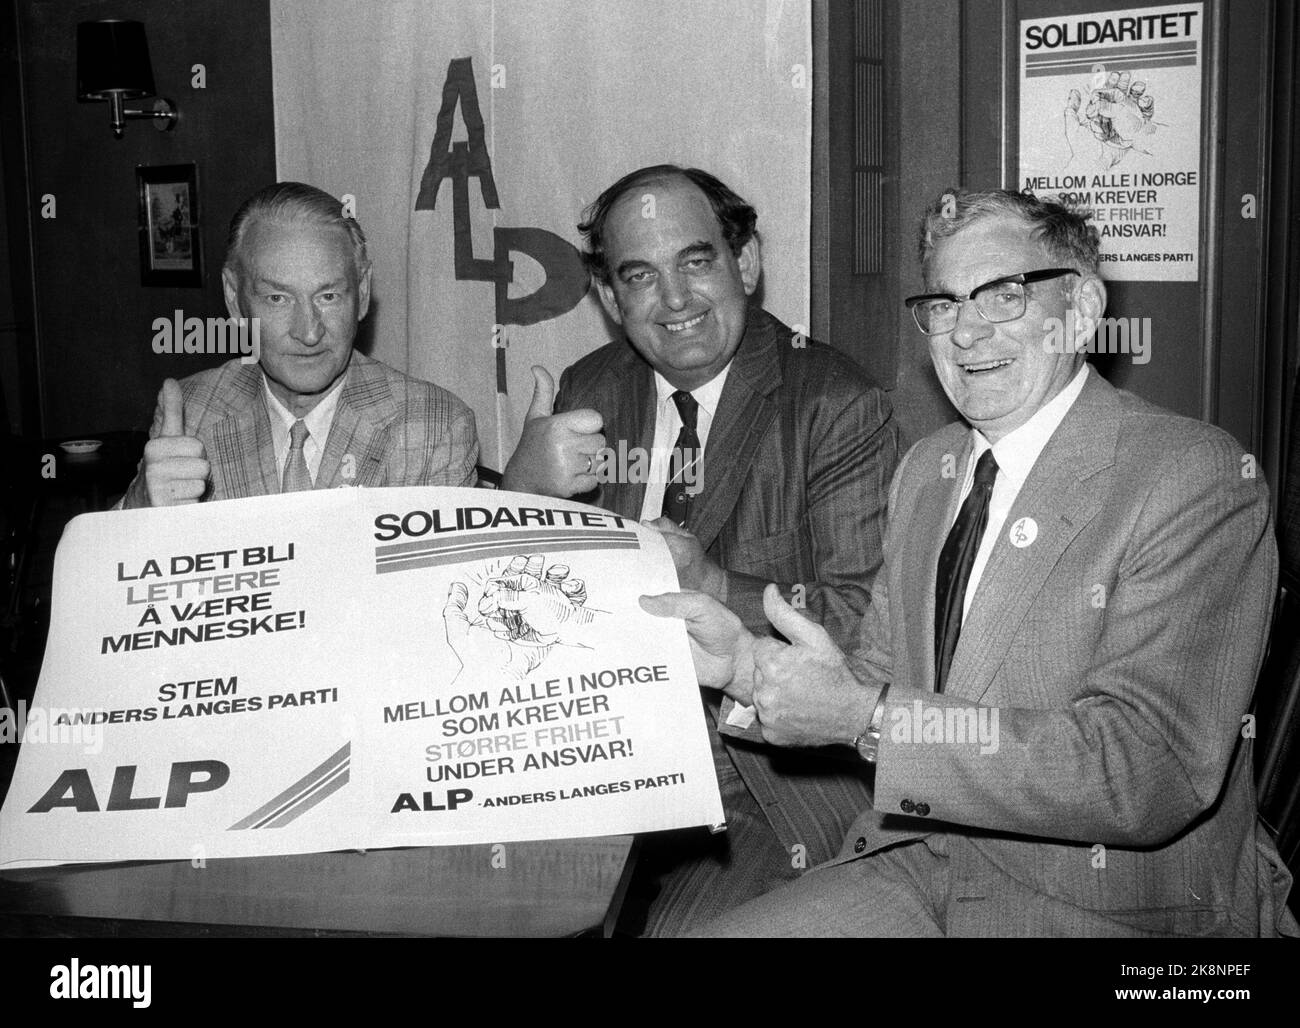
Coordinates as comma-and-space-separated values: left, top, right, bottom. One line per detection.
0, 488, 723, 869
1017, 4, 1203, 281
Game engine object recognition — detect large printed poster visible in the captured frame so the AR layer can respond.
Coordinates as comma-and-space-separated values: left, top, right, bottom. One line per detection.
0, 488, 723, 869
1018, 4, 1203, 281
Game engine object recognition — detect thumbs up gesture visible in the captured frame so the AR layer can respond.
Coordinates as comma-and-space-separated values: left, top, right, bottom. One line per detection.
139, 378, 210, 506
501, 366, 606, 497
745, 585, 878, 749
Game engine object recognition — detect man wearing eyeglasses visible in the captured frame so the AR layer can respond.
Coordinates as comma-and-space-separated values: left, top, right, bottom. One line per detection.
645, 187, 1296, 936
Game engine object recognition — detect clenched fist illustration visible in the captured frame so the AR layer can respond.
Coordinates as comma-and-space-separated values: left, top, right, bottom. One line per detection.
442, 555, 602, 680
1064, 66, 1157, 170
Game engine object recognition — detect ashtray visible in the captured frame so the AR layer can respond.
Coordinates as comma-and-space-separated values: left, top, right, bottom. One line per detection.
59, 439, 103, 456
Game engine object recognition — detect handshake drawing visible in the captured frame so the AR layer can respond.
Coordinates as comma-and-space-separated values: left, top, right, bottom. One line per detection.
442, 555, 604, 679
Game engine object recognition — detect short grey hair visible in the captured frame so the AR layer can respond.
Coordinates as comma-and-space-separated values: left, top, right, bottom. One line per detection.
918, 188, 1100, 276
224, 181, 369, 276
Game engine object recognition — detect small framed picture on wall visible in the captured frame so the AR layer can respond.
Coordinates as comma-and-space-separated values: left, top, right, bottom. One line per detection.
136, 163, 202, 287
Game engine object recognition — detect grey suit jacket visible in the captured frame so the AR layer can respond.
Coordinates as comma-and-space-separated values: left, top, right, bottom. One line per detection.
832, 369, 1295, 936
121, 350, 478, 506
556, 306, 898, 863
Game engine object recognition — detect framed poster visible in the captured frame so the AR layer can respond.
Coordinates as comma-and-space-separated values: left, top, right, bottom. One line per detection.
1017, 4, 1204, 281
136, 163, 202, 287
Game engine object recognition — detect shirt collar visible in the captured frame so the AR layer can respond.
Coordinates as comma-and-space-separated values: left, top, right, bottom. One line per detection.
972, 362, 1090, 486
261, 370, 346, 443
652, 361, 732, 421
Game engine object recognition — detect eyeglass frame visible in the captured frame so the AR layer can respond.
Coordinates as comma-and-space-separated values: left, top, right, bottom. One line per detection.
903, 268, 1078, 335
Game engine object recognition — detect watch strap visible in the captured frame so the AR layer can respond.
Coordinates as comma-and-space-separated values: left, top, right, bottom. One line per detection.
854, 682, 891, 763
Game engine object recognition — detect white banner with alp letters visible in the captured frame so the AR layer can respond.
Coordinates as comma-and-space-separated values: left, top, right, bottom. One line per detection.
271, 0, 812, 466
0, 488, 722, 869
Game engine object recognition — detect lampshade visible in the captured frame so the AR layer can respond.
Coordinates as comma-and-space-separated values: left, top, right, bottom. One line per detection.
76, 20, 156, 101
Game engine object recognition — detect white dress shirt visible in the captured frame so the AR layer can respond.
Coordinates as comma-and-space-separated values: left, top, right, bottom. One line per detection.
951, 362, 1091, 620
261, 373, 345, 486
639, 364, 731, 522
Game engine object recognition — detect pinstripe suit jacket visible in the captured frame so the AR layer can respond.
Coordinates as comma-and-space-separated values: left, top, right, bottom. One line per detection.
556, 307, 898, 863
121, 351, 478, 506
830, 370, 1296, 935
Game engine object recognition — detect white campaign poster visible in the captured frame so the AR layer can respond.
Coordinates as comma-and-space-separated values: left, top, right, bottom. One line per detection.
1018, 4, 1203, 281
0, 488, 723, 869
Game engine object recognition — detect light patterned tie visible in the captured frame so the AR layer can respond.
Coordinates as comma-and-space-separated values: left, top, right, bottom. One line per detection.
282, 419, 312, 493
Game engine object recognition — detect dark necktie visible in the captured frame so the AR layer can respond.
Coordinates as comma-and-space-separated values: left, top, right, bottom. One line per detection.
282, 419, 312, 492
661, 390, 700, 526
934, 448, 998, 694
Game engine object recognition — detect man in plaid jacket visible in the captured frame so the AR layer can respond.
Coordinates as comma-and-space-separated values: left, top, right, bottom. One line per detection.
120, 182, 477, 508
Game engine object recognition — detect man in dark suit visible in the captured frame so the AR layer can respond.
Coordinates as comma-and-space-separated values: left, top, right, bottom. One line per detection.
646, 187, 1297, 936
120, 182, 477, 508
502, 165, 899, 935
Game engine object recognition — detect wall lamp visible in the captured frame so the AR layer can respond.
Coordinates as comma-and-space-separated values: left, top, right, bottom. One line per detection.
76, 20, 178, 139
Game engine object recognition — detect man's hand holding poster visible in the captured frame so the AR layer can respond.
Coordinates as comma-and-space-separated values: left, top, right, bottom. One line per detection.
0, 488, 724, 868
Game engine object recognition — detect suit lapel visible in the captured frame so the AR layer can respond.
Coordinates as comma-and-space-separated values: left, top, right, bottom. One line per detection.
944, 373, 1119, 703
688, 309, 781, 551
901, 432, 972, 694
597, 360, 654, 519
251, 401, 279, 494
317, 399, 367, 487
206, 364, 278, 498
318, 352, 393, 488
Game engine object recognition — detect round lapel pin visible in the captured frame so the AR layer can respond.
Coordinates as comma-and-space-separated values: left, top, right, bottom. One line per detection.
1009, 516, 1038, 548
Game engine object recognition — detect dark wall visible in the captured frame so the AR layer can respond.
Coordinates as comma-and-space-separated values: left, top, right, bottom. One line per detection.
0, 126, 18, 431
18, 0, 275, 437
891, 0, 964, 449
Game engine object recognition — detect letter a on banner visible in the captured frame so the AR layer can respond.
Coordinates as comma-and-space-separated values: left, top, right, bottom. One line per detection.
415, 56, 502, 281
414, 56, 589, 402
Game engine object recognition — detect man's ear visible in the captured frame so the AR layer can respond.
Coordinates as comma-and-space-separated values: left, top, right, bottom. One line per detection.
737, 236, 762, 296
594, 278, 624, 326
1070, 273, 1107, 350
222, 266, 244, 320
357, 262, 373, 321
1076, 273, 1106, 322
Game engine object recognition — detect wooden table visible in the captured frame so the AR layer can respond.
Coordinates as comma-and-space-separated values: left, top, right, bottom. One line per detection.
0, 836, 635, 937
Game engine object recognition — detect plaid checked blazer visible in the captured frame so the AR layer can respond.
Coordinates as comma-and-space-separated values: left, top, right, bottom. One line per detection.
556, 307, 899, 864
120, 350, 478, 506
819, 370, 1296, 936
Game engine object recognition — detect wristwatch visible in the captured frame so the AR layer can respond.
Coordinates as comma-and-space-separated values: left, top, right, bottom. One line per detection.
853, 683, 891, 763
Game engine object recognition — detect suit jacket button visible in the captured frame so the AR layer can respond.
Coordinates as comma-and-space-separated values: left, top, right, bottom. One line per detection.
900, 799, 915, 813
915, 802, 931, 817
853, 837, 867, 854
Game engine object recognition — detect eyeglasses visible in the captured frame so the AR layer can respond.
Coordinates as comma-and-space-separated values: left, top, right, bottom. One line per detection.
904, 268, 1077, 335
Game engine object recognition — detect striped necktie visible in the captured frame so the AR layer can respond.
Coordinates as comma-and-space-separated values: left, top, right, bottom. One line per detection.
661, 390, 700, 526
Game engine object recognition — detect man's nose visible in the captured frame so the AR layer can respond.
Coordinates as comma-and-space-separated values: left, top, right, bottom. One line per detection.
292, 300, 325, 345
947, 299, 992, 350
658, 270, 691, 312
